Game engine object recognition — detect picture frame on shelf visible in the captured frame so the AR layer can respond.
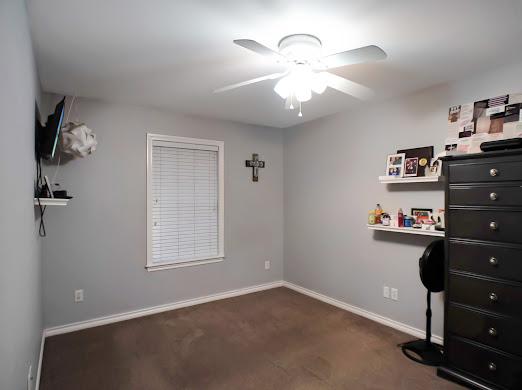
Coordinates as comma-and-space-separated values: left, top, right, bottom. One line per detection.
426, 158, 442, 177
397, 146, 433, 176
44, 175, 54, 198
404, 157, 419, 177
411, 208, 433, 222
386, 153, 405, 177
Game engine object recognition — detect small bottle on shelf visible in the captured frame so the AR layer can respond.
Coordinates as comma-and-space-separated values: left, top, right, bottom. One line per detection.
368, 210, 377, 225
398, 208, 404, 227
375, 204, 383, 224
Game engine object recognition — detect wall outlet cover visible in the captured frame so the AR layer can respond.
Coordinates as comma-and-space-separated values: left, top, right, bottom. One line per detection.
383, 286, 390, 299
27, 364, 33, 390
74, 289, 84, 302
264, 260, 271, 270
391, 288, 399, 301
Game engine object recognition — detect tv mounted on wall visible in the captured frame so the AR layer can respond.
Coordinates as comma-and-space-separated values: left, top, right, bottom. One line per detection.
36, 97, 65, 160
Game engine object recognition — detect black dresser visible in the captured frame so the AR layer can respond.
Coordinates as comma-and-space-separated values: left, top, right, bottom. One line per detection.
438, 150, 522, 390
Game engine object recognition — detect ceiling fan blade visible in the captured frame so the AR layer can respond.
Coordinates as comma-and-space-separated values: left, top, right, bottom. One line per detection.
321, 45, 386, 69
233, 39, 285, 61
322, 72, 374, 100
214, 72, 286, 93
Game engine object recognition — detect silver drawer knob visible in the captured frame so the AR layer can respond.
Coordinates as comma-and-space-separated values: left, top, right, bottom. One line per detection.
489, 221, 498, 231
488, 327, 498, 337
489, 257, 499, 266
490, 168, 499, 177
489, 192, 498, 201
489, 292, 498, 302
488, 362, 497, 371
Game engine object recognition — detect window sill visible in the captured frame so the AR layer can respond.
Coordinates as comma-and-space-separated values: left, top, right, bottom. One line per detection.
146, 256, 224, 272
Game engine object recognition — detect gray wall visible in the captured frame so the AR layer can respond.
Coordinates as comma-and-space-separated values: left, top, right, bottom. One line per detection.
284, 61, 522, 338
41, 97, 284, 328
0, 1, 42, 389
39, 56, 522, 339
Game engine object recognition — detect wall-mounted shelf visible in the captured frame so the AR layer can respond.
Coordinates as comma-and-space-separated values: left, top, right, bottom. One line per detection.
34, 198, 70, 206
367, 224, 444, 237
378, 175, 443, 184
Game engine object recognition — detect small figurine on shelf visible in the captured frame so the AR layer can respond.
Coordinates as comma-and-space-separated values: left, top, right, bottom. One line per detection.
398, 208, 404, 227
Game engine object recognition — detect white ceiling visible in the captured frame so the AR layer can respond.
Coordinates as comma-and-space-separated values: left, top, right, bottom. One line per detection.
29, 0, 522, 128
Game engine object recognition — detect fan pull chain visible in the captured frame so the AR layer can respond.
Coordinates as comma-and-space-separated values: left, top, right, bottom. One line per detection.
298, 101, 303, 117
289, 95, 294, 110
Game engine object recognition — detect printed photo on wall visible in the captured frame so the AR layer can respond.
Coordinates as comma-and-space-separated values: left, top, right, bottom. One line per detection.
446, 93, 522, 154
386, 153, 405, 177
473, 95, 509, 135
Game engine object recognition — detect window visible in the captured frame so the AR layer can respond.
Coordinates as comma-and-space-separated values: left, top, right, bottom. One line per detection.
147, 134, 224, 270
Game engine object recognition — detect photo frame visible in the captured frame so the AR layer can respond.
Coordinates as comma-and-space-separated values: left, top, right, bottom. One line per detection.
426, 158, 442, 177
386, 153, 405, 177
404, 157, 419, 177
397, 146, 433, 176
42, 175, 54, 198
411, 208, 433, 222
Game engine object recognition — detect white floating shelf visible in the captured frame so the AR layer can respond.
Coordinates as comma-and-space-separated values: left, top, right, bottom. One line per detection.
367, 224, 444, 237
378, 175, 443, 184
34, 198, 70, 206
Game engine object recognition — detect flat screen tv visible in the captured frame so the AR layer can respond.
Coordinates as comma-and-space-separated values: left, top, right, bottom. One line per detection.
36, 97, 65, 160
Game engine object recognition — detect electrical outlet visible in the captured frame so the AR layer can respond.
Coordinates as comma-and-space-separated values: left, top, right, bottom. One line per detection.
383, 286, 390, 299
27, 364, 33, 390
264, 260, 271, 270
74, 289, 84, 303
391, 288, 399, 301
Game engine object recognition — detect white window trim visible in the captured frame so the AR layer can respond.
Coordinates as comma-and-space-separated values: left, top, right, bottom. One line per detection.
146, 133, 225, 271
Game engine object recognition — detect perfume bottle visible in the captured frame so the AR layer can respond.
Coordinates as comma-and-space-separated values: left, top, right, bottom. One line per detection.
398, 208, 404, 227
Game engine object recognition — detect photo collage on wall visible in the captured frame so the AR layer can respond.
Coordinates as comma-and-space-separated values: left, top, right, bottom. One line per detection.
446, 94, 522, 154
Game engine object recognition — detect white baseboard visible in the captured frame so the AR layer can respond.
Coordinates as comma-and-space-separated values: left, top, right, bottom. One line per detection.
35, 331, 45, 390
44, 280, 284, 337
283, 281, 443, 345
42, 279, 442, 348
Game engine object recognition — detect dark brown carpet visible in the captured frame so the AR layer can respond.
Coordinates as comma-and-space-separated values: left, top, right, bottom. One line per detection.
41, 287, 462, 389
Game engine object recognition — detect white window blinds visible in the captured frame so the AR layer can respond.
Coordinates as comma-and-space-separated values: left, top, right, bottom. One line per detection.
147, 135, 224, 269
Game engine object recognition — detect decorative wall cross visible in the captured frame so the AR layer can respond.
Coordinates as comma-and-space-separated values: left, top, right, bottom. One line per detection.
245, 153, 265, 182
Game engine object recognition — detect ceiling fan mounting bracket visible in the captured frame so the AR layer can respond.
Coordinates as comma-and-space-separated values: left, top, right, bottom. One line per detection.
277, 34, 322, 61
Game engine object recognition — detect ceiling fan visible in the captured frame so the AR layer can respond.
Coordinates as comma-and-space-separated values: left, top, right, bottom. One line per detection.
214, 34, 387, 116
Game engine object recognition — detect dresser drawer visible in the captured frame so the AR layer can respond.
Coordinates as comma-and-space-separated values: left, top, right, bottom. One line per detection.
446, 336, 522, 390
447, 304, 522, 356
449, 209, 522, 244
449, 184, 522, 207
449, 159, 522, 183
449, 273, 522, 318
449, 241, 522, 283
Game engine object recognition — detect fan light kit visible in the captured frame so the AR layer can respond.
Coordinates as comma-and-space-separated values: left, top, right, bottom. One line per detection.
215, 34, 387, 117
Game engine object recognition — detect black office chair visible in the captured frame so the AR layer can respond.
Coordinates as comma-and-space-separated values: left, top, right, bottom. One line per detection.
399, 239, 444, 366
